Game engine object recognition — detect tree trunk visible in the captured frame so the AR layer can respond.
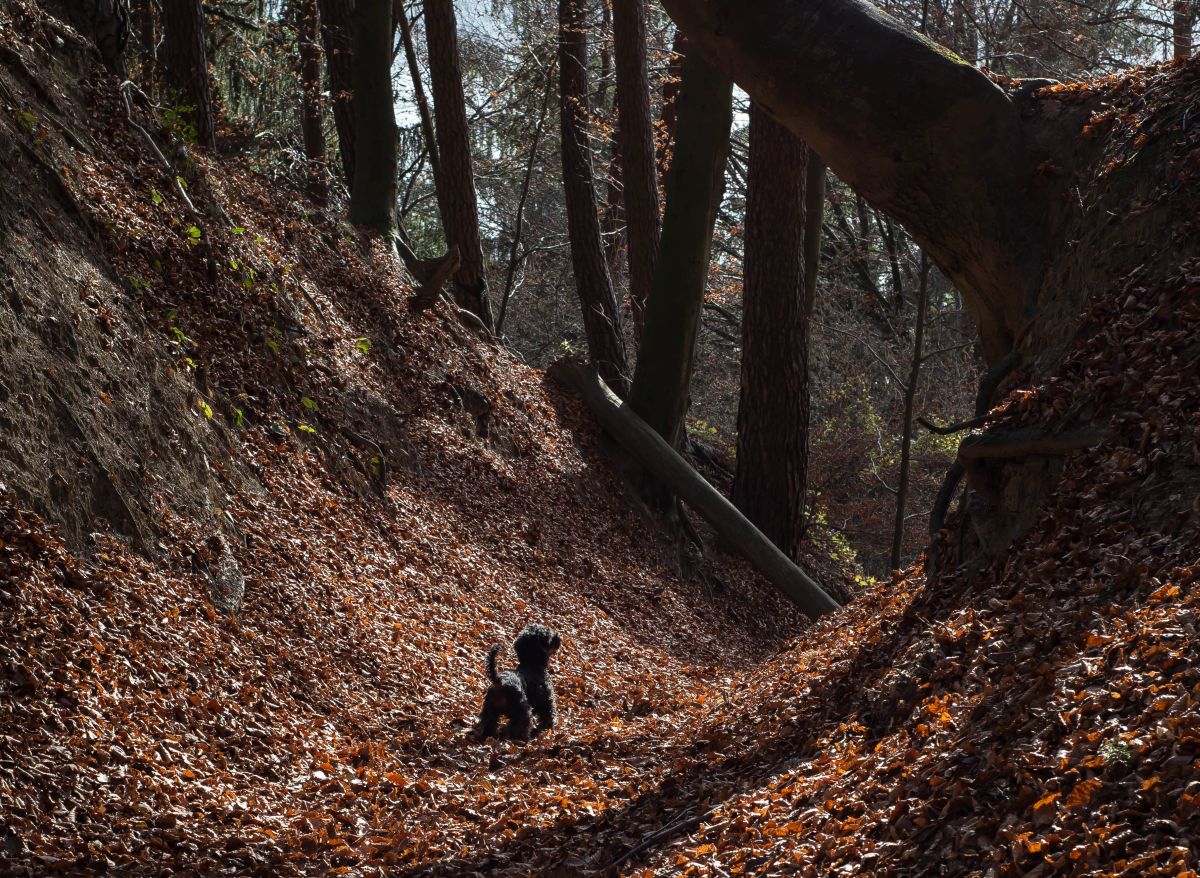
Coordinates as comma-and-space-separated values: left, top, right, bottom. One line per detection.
890, 254, 930, 571
732, 104, 811, 561
628, 48, 731, 447
558, 0, 630, 395
317, 0, 355, 187
295, 0, 327, 205
162, 0, 214, 148
550, 360, 840, 619
655, 0, 1042, 366
613, 0, 661, 335
1175, 0, 1194, 59
348, 0, 397, 235
424, 0, 495, 329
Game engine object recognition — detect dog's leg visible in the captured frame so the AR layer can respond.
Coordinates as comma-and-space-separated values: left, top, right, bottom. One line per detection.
508, 699, 533, 741
532, 690, 555, 735
475, 689, 502, 740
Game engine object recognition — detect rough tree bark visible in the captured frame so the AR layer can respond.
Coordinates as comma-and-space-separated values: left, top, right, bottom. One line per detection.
656, 0, 1043, 366
425, 0, 495, 328
629, 47, 731, 447
316, 0, 355, 186
295, 0, 327, 205
1175, 0, 1194, 59
732, 104, 811, 561
348, 0, 397, 235
559, 0, 630, 395
613, 0, 661, 333
162, 0, 214, 148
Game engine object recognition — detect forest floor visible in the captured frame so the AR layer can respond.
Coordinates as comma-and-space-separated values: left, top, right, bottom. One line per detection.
2, 2, 1200, 876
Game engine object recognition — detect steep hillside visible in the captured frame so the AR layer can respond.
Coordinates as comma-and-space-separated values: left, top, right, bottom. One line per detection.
0, 2, 818, 873
2, 3, 1198, 877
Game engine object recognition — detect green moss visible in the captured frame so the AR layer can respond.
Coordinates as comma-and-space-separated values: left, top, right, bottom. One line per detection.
914, 32, 971, 67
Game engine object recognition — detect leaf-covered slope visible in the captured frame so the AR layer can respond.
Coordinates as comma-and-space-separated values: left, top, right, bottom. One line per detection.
2, 2, 1198, 876
1, 1, 812, 874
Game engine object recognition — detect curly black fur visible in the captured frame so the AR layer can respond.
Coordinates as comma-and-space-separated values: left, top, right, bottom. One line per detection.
474, 623, 562, 741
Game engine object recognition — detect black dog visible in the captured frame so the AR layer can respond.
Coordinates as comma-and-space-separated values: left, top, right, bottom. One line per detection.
474, 624, 561, 741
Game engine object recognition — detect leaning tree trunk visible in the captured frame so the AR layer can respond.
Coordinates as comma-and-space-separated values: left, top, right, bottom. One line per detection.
317, 0, 355, 187
551, 360, 840, 619
628, 47, 731, 447
162, 0, 214, 148
656, 0, 1042, 366
732, 104, 812, 562
295, 0, 327, 205
424, 0, 495, 329
558, 0, 630, 396
613, 0, 661, 334
348, 0, 397, 235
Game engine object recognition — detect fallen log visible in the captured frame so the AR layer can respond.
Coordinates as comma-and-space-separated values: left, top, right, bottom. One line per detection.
549, 358, 840, 620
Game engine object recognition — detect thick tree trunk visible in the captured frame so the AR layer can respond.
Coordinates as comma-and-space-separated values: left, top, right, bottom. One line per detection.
613, 0, 661, 334
656, 0, 1042, 365
295, 0, 327, 205
732, 104, 811, 561
316, 0, 355, 187
550, 360, 840, 619
162, 0, 214, 148
558, 0, 630, 396
348, 0, 397, 235
1175, 0, 1194, 59
425, 0, 495, 329
628, 48, 731, 447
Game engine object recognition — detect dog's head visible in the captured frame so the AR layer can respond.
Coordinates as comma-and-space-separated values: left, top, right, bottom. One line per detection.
513, 623, 562, 668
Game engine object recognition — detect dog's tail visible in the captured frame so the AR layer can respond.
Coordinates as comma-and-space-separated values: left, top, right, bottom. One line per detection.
486, 644, 501, 683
